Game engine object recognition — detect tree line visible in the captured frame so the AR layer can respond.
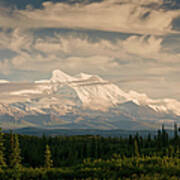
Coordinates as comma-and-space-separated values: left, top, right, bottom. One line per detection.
0, 124, 178, 179
1, 124, 179, 168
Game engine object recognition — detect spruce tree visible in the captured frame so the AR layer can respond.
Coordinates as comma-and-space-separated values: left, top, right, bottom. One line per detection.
134, 139, 140, 157
157, 129, 162, 149
147, 133, 152, 148
0, 129, 6, 168
128, 135, 133, 155
174, 123, 178, 140
174, 123, 178, 152
9, 134, 22, 168
162, 124, 168, 147
44, 144, 53, 168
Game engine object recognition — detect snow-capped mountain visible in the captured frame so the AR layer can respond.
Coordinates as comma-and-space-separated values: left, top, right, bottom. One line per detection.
0, 69, 179, 130
35, 69, 128, 109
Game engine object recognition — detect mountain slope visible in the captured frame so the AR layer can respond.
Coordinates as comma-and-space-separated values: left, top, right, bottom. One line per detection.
0, 69, 179, 130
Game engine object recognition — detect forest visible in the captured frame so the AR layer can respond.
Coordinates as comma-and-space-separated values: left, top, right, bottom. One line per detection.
0, 124, 179, 179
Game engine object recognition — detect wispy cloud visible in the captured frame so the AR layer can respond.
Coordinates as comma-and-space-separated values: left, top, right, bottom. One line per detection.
0, 29, 180, 76
0, 0, 180, 35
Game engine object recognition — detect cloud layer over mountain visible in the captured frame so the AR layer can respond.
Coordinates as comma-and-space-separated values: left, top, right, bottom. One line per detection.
0, 0, 180, 101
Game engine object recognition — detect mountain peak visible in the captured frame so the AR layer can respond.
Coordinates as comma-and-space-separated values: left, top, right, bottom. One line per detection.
51, 69, 76, 83
75, 72, 104, 82
75, 73, 93, 80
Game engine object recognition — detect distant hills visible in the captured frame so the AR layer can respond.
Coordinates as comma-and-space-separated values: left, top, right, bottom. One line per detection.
3, 127, 176, 138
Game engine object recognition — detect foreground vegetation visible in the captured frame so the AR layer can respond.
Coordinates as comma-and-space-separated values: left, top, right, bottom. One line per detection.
0, 156, 179, 180
0, 124, 179, 179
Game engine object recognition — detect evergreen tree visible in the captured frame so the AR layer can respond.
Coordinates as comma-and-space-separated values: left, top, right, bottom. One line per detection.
139, 136, 144, 149
162, 124, 168, 147
128, 135, 133, 145
134, 139, 140, 157
174, 123, 178, 140
44, 144, 53, 168
9, 130, 14, 165
93, 137, 98, 158
0, 129, 6, 168
173, 123, 178, 152
157, 129, 162, 149
147, 133, 152, 148
9, 134, 22, 168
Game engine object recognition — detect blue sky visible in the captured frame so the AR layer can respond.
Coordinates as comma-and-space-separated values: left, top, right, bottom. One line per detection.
0, 0, 180, 100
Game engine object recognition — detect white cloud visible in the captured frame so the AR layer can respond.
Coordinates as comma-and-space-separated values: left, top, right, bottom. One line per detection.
122, 35, 180, 62
34, 35, 121, 57
0, 0, 180, 35
126, 36, 162, 53
34, 34, 180, 63
0, 29, 32, 53
0, 59, 11, 75
0, 29, 180, 75
63, 55, 118, 72
10, 52, 59, 72
123, 35, 162, 56
9, 51, 118, 75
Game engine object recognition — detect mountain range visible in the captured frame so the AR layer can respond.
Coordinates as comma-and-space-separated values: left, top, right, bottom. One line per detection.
0, 69, 179, 130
